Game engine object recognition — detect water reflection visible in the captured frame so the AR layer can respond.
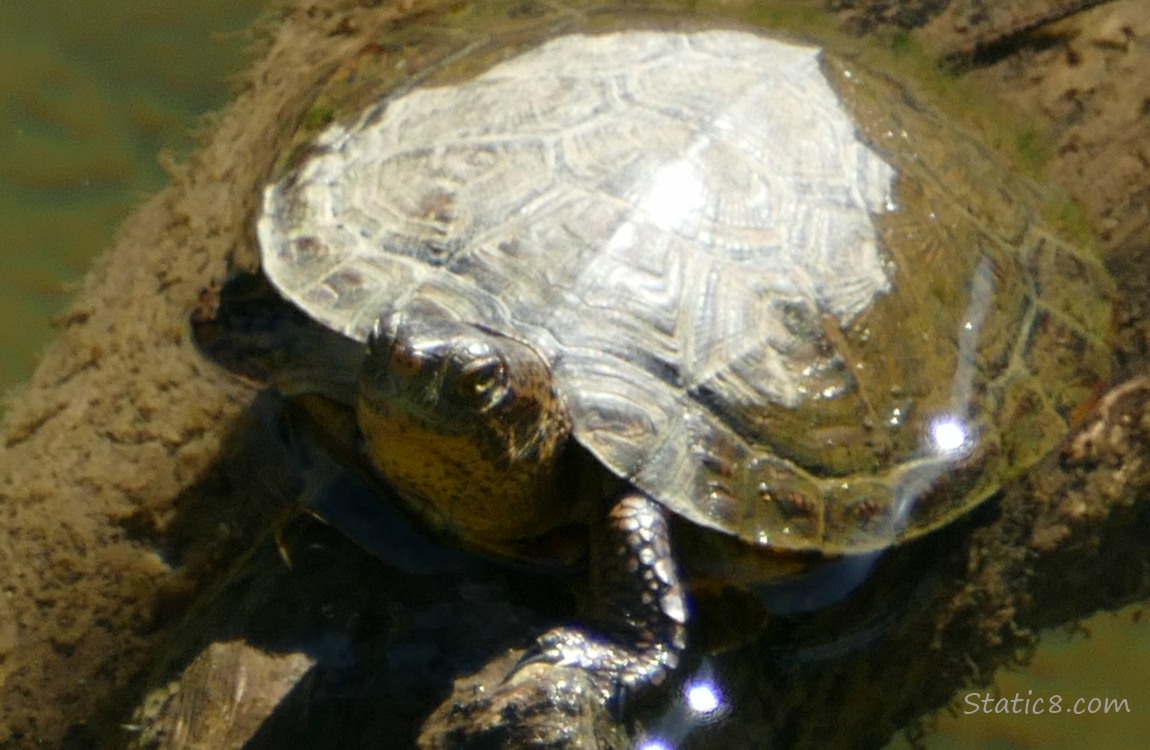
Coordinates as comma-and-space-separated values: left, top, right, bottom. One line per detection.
684, 678, 723, 715
639, 660, 731, 749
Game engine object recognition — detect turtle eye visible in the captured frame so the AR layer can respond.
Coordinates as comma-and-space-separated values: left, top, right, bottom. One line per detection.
456, 357, 508, 406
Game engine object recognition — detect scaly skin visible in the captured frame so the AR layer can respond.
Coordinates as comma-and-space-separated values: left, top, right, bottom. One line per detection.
357, 298, 687, 700
358, 300, 572, 547
518, 492, 688, 705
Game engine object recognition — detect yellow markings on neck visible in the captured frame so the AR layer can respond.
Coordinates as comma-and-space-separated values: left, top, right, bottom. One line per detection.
357, 398, 568, 545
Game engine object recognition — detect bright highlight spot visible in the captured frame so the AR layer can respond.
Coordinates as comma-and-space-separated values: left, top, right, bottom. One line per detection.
636, 740, 672, 750
639, 159, 705, 231
685, 680, 722, 714
929, 416, 970, 454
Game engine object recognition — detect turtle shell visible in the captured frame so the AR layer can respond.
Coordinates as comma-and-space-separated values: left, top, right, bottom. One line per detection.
258, 26, 1115, 554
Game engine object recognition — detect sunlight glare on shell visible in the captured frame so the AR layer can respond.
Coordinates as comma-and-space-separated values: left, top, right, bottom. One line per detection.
928, 415, 971, 454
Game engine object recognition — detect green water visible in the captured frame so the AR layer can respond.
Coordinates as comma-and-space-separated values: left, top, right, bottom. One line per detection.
0, 0, 267, 392
0, 2, 1145, 747
885, 602, 1149, 749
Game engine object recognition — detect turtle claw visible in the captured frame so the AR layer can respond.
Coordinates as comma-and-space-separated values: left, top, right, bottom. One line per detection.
509, 626, 675, 716
510, 628, 595, 676
513, 627, 674, 685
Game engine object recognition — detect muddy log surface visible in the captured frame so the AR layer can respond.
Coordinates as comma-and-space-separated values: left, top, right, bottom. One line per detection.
1, 1, 1148, 748
0, 1, 450, 745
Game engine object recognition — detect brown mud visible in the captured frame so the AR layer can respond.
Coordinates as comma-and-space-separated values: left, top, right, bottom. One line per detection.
0, 0, 1147, 748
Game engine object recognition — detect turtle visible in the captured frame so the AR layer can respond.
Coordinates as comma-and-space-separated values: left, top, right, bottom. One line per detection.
217, 6, 1116, 705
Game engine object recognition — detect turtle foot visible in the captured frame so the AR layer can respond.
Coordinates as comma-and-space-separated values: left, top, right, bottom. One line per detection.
516, 625, 681, 694
511, 492, 688, 706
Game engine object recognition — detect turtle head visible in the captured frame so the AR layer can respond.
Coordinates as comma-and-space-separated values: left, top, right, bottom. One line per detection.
357, 300, 574, 547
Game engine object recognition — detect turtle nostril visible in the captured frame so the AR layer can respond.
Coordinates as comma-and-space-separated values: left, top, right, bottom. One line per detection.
389, 343, 424, 380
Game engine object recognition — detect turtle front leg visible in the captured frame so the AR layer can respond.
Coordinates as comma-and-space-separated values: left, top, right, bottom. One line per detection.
517, 491, 688, 703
